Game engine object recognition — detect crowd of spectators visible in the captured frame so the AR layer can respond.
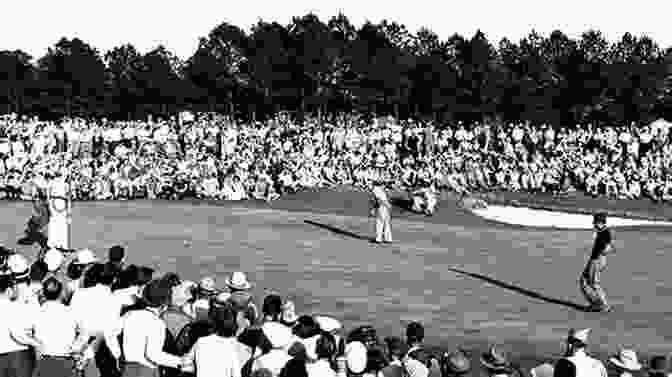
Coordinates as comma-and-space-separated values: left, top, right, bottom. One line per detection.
2, 112, 672, 203
0, 244, 670, 377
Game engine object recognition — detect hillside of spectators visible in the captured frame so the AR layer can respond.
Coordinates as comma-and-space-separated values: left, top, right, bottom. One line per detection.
2, 113, 672, 204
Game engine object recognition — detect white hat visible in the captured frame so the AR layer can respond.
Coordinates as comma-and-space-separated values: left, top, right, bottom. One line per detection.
43, 249, 64, 272
315, 316, 342, 333
75, 249, 98, 265
262, 322, 293, 350
7, 254, 29, 276
346, 341, 367, 374
224, 271, 252, 290
531, 363, 554, 377
568, 328, 590, 343
610, 349, 643, 371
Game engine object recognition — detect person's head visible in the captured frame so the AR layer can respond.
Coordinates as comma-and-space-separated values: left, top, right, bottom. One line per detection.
42, 277, 63, 301
262, 294, 283, 321
384, 336, 409, 361
315, 332, 337, 360
565, 328, 589, 356
29, 260, 48, 283
365, 347, 389, 374
211, 304, 239, 338
108, 245, 126, 266
0, 274, 14, 298
406, 322, 425, 345
66, 261, 84, 281
142, 279, 173, 308
593, 213, 607, 230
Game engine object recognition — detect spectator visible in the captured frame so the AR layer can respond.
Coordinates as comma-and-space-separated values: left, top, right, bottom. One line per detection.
553, 329, 607, 377
181, 305, 244, 377
253, 322, 294, 376
107, 279, 184, 377
0, 273, 41, 377
107, 245, 126, 274
305, 332, 337, 377
261, 294, 284, 324
33, 277, 88, 377
530, 363, 554, 377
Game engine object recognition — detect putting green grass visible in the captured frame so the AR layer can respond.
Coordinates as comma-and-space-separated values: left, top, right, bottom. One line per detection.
2, 189, 671, 371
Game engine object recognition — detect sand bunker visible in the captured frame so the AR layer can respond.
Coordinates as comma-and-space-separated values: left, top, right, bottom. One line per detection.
471, 204, 672, 229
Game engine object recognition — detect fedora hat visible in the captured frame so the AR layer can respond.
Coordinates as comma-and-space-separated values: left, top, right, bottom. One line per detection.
75, 249, 98, 265
443, 350, 471, 374
225, 271, 252, 290
610, 349, 642, 372
567, 328, 590, 344
480, 345, 512, 372
315, 316, 342, 333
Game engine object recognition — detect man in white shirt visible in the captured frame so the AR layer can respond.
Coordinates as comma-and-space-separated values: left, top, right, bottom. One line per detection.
33, 278, 88, 377
554, 328, 607, 377
106, 279, 184, 377
69, 263, 122, 377
0, 273, 42, 377
371, 180, 393, 244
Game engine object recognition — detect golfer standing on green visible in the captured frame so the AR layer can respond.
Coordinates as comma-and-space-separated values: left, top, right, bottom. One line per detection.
580, 213, 614, 312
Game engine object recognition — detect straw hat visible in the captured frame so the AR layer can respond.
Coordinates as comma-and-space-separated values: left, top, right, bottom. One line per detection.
43, 248, 64, 272
609, 349, 643, 372
567, 328, 591, 344
75, 249, 98, 265
7, 254, 29, 279
224, 271, 252, 290
315, 316, 342, 333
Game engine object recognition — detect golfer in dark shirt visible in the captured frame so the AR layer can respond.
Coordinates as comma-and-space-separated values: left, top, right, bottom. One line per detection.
580, 213, 614, 312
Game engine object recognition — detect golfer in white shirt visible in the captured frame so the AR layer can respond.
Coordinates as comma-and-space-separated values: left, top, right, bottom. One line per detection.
371, 180, 393, 243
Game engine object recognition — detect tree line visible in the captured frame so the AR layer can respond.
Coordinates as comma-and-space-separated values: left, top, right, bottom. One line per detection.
2, 13, 672, 125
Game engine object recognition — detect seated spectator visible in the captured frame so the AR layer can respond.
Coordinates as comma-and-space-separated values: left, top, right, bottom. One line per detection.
254, 322, 294, 376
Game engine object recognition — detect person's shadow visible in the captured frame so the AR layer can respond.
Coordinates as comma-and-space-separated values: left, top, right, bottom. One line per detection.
304, 220, 375, 242
449, 267, 592, 312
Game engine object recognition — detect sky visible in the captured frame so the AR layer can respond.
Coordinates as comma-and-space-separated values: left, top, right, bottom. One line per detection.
2, 0, 671, 62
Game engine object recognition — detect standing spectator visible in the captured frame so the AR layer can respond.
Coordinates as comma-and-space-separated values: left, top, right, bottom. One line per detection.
107, 279, 184, 377
107, 245, 126, 274
181, 305, 243, 377
0, 273, 41, 377
553, 329, 607, 377
253, 322, 294, 376
69, 262, 122, 377
33, 277, 88, 377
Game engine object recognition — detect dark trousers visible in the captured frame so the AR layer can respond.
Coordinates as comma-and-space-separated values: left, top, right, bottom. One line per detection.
96, 340, 121, 377
0, 349, 35, 377
122, 363, 160, 377
35, 356, 75, 377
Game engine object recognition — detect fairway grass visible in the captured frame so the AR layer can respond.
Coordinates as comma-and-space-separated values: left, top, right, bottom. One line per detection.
2, 190, 671, 371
